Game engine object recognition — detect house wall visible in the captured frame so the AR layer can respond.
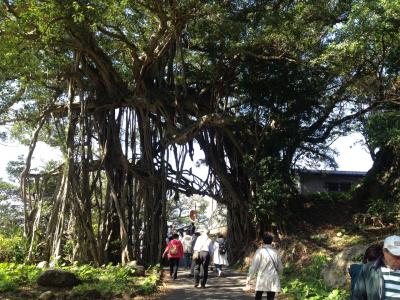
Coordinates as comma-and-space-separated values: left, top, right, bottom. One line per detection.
300, 173, 365, 194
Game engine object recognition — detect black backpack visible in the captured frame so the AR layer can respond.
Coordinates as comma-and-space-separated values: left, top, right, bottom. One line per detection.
218, 241, 227, 255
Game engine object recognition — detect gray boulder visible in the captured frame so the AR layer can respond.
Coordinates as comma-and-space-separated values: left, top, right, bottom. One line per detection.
38, 291, 55, 300
126, 260, 145, 276
134, 265, 145, 276
36, 261, 49, 269
126, 260, 138, 267
37, 269, 81, 288
322, 244, 367, 288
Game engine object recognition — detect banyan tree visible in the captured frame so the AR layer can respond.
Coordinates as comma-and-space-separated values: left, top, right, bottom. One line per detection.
2, 0, 219, 265
1, 1, 398, 264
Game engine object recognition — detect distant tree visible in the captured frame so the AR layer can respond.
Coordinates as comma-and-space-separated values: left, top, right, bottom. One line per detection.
167, 195, 208, 228
345, 0, 400, 218
0, 179, 22, 236
6, 156, 26, 182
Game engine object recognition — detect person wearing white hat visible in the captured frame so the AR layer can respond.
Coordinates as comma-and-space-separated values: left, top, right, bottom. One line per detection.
352, 235, 400, 300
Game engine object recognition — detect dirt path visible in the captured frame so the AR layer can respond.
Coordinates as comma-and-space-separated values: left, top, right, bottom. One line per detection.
149, 267, 289, 300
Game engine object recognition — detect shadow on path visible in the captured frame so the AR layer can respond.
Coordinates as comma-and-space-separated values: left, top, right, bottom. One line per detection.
156, 267, 254, 300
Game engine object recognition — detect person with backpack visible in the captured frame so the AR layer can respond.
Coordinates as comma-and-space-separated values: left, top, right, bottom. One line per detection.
213, 233, 229, 277
162, 233, 184, 280
245, 232, 283, 300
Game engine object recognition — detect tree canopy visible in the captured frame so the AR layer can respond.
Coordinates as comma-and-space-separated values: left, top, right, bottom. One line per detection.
0, 0, 398, 265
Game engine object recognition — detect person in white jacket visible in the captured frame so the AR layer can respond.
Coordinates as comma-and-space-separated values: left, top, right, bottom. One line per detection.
213, 233, 229, 277
245, 232, 283, 300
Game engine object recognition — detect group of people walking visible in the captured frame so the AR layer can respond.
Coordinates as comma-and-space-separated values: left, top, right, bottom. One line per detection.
162, 229, 400, 300
162, 229, 283, 299
162, 229, 229, 287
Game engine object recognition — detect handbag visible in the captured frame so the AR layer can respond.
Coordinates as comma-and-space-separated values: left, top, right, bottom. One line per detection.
242, 284, 253, 293
192, 250, 200, 260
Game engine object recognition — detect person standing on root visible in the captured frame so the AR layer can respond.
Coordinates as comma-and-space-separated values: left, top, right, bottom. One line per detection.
162, 233, 184, 280
245, 232, 283, 300
213, 233, 229, 277
193, 229, 213, 288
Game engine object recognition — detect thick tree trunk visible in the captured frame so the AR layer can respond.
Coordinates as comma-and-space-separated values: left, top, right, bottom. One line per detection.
226, 198, 255, 263
197, 131, 256, 263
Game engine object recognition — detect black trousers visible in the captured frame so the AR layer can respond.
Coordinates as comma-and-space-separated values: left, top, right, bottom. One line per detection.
169, 257, 180, 279
255, 291, 275, 300
194, 251, 210, 287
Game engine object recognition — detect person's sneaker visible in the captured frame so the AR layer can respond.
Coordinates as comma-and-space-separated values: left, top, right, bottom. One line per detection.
218, 270, 222, 277
194, 283, 199, 288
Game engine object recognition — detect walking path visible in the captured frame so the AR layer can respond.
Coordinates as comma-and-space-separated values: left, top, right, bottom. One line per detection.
158, 267, 254, 300
149, 267, 288, 300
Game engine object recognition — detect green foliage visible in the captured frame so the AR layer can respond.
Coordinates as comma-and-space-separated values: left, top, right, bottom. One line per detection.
0, 263, 160, 296
0, 235, 27, 263
281, 253, 349, 300
0, 180, 26, 261
0, 263, 41, 292
66, 263, 160, 297
135, 266, 160, 295
365, 111, 400, 150
303, 192, 352, 206
367, 198, 400, 224
245, 157, 294, 225
5, 157, 26, 183
0, 181, 22, 232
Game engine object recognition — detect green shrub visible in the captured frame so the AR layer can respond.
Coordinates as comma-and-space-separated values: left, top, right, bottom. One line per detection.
281, 253, 349, 300
0, 262, 161, 297
367, 198, 399, 224
304, 192, 352, 205
66, 263, 161, 298
0, 235, 27, 263
0, 263, 41, 292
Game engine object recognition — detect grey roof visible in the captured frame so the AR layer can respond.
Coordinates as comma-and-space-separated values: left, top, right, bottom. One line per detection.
296, 169, 367, 176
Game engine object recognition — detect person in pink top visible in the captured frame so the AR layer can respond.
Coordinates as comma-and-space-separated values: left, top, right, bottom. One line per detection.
162, 233, 184, 279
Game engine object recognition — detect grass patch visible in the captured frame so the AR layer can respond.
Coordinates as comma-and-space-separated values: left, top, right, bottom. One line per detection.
68, 264, 160, 298
0, 263, 41, 292
0, 262, 161, 299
